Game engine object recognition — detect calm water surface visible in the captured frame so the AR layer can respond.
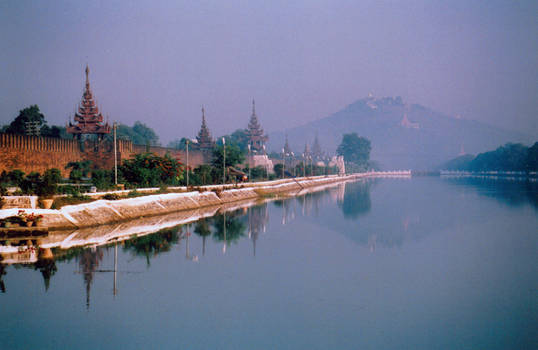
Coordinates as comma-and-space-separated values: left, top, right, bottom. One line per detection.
1, 178, 537, 349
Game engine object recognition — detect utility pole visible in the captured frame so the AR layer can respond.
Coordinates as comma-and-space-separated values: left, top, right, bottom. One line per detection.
222, 137, 226, 184
302, 153, 306, 177
113, 122, 118, 186
186, 139, 189, 187
248, 143, 251, 182
281, 148, 285, 178
263, 145, 268, 180
24, 121, 41, 136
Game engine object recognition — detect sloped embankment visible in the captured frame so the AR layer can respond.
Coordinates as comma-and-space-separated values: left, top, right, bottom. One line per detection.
0, 173, 410, 229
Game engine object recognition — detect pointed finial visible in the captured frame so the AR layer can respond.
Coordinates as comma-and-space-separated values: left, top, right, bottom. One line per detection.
252, 99, 256, 115
201, 105, 205, 118
85, 64, 89, 81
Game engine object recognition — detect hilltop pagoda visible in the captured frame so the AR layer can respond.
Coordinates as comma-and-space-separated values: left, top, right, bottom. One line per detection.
246, 100, 268, 153
67, 65, 111, 140
196, 106, 215, 150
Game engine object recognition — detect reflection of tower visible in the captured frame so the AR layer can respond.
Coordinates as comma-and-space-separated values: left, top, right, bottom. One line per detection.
185, 225, 198, 262
35, 257, 57, 292
248, 204, 268, 256
78, 247, 104, 310
194, 219, 211, 256
0, 264, 6, 293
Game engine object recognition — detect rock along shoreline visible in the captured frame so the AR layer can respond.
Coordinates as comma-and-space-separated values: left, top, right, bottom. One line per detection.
0, 172, 410, 230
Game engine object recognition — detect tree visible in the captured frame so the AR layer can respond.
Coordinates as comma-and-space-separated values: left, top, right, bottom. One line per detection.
120, 153, 183, 187
114, 121, 159, 146
470, 143, 528, 171
66, 160, 93, 183
91, 169, 114, 190
274, 163, 284, 178
337, 133, 371, 167
211, 144, 245, 170
167, 137, 190, 150
5, 105, 46, 135
525, 142, 538, 172
192, 164, 215, 185
38, 168, 61, 197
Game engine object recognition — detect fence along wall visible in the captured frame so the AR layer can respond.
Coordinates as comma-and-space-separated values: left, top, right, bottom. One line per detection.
0, 134, 208, 177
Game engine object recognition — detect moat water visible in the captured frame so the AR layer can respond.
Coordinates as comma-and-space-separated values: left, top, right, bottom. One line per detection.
1, 177, 537, 349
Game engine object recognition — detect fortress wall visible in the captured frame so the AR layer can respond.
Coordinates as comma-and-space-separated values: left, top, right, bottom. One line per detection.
0, 134, 210, 177
0, 134, 83, 176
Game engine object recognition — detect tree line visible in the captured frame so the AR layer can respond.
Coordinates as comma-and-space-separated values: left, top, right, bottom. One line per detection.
442, 142, 538, 172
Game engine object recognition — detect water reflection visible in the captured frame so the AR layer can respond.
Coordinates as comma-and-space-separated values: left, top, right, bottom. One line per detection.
123, 228, 181, 267
1, 177, 536, 308
212, 211, 246, 254
337, 180, 372, 219
78, 247, 104, 309
194, 219, 211, 256
443, 177, 538, 209
34, 256, 57, 292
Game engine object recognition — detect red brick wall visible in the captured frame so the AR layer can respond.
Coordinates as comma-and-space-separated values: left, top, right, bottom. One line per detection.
0, 134, 82, 177
0, 134, 209, 177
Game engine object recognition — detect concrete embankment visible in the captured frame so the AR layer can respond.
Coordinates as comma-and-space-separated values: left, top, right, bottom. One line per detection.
0, 172, 410, 229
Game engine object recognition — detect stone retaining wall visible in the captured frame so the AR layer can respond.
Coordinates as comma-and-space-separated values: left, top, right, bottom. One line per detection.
0, 172, 411, 229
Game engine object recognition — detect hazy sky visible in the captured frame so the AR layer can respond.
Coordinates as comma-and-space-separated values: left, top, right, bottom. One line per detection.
1, 0, 536, 144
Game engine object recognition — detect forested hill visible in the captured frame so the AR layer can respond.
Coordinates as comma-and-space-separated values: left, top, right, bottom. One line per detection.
268, 96, 533, 170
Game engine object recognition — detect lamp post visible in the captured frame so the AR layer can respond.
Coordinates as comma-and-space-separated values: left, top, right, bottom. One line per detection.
263, 145, 267, 180
222, 137, 226, 184
186, 139, 189, 188
281, 148, 285, 178
302, 153, 306, 177
291, 152, 295, 177
248, 143, 251, 182
113, 122, 118, 186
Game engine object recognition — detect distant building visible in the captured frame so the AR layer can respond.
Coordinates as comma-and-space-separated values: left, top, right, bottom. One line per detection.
283, 134, 292, 155
67, 65, 111, 140
399, 113, 419, 129
303, 142, 310, 159
246, 100, 268, 153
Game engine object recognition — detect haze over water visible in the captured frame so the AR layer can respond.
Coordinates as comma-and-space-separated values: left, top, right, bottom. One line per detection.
1, 177, 536, 349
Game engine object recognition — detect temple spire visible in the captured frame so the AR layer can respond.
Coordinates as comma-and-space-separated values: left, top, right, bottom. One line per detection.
304, 142, 310, 157
67, 65, 111, 139
312, 133, 323, 160
283, 133, 291, 155
246, 99, 267, 153
196, 106, 214, 151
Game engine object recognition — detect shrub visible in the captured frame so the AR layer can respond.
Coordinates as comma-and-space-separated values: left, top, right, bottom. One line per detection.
37, 169, 60, 198
103, 193, 120, 200
120, 153, 183, 187
91, 169, 115, 190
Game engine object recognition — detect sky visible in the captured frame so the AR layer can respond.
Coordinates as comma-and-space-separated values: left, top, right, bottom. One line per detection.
0, 0, 536, 144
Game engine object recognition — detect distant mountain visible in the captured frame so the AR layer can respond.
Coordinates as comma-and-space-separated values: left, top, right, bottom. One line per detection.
268, 96, 533, 170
